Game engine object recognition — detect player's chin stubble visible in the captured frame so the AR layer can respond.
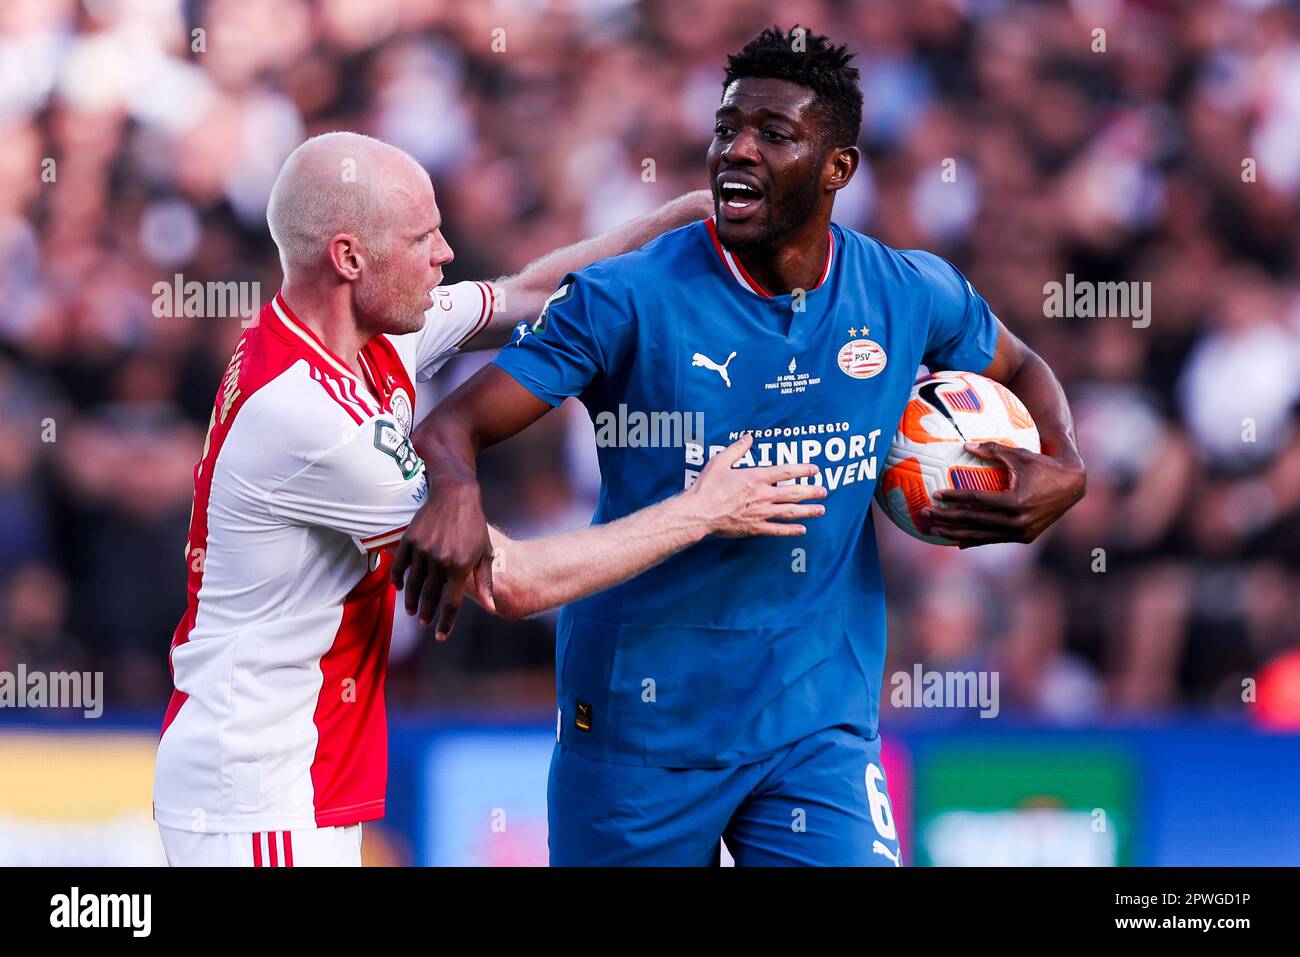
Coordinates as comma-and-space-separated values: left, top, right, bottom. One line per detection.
357, 264, 427, 336
718, 165, 823, 255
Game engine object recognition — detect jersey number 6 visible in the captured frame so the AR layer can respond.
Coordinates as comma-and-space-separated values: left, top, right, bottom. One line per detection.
866, 762, 897, 842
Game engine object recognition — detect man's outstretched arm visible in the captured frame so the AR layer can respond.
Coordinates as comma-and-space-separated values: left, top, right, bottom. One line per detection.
394, 366, 828, 636
459, 190, 711, 351
473, 435, 825, 621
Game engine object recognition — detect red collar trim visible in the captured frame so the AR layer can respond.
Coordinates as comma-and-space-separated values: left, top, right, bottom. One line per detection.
703, 216, 835, 298
270, 292, 370, 391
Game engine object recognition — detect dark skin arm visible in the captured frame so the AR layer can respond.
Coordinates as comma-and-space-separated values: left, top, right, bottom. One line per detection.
392, 367, 827, 635
920, 321, 1087, 546
392, 367, 551, 636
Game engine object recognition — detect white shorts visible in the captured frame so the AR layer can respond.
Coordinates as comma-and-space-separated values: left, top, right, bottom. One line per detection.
158, 823, 363, 867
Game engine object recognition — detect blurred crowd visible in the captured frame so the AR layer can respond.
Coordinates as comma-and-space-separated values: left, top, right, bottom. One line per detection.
0, 0, 1297, 724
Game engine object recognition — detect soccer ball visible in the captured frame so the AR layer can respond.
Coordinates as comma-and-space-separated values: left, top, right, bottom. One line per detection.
873, 371, 1040, 545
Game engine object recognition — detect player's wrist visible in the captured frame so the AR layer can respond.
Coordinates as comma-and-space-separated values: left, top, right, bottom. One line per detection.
1053, 446, 1087, 490
423, 458, 480, 494
667, 488, 721, 542
1038, 435, 1087, 505
1040, 430, 1085, 472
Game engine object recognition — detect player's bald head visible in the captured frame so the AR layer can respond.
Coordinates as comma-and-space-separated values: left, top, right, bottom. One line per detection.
266, 131, 432, 278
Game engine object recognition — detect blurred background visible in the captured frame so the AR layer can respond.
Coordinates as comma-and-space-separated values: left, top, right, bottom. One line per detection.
1, 0, 1298, 865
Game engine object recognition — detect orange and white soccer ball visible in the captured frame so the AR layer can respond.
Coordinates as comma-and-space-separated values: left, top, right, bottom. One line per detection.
874, 371, 1040, 545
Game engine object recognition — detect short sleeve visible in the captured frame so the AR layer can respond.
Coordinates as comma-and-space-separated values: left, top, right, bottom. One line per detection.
908, 251, 1000, 373
268, 417, 429, 554
491, 272, 630, 407
389, 280, 495, 382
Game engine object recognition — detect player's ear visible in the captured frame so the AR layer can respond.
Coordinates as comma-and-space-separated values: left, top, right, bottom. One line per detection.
825, 145, 860, 193
327, 233, 364, 281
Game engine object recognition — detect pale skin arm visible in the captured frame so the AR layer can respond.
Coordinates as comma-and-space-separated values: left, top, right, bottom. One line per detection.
466, 435, 822, 621
460, 190, 713, 350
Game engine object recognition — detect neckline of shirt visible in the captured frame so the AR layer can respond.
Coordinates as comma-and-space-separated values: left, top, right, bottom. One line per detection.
703, 216, 836, 301
270, 292, 384, 402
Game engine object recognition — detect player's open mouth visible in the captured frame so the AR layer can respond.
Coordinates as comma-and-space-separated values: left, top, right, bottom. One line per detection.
718, 179, 765, 220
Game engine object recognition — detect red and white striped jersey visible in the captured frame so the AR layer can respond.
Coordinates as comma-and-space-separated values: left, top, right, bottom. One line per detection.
153, 281, 495, 834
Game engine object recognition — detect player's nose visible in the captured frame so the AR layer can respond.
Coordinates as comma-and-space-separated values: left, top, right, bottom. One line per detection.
721, 128, 762, 165
431, 229, 454, 268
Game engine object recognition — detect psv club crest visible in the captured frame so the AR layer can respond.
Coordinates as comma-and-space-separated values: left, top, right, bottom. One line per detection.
838, 338, 887, 379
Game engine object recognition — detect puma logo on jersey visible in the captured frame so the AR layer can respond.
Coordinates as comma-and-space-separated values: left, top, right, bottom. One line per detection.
872, 840, 901, 866
692, 351, 737, 388
513, 322, 531, 346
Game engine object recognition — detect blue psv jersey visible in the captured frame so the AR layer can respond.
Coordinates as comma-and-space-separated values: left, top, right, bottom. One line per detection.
494, 218, 998, 767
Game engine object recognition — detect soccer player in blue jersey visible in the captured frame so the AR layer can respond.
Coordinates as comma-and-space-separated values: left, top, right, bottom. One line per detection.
393, 26, 1087, 865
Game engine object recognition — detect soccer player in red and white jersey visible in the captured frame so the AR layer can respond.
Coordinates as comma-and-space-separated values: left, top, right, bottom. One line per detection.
153, 132, 826, 866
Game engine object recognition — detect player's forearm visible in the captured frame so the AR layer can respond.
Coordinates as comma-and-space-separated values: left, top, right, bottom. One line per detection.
505, 190, 711, 297
412, 401, 480, 486
461, 191, 711, 350
489, 494, 712, 620
1002, 350, 1083, 469
411, 366, 552, 479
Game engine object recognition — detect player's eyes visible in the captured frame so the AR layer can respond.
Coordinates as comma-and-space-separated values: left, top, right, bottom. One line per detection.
763, 129, 791, 142
714, 123, 734, 137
